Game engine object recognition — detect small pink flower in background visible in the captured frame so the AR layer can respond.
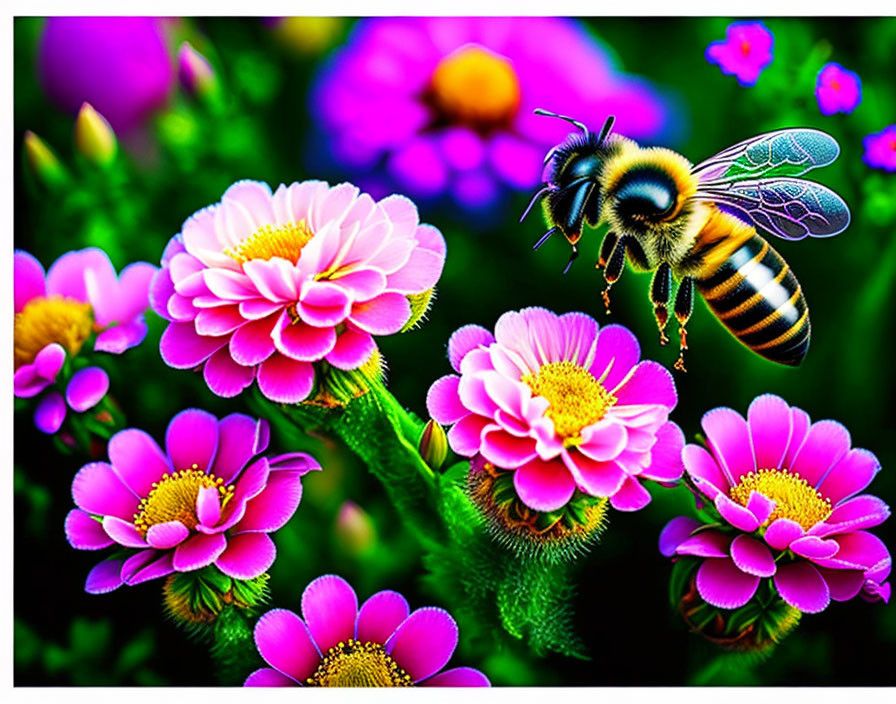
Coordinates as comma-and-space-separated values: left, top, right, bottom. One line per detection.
705, 21, 774, 86
14, 248, 155, 433
66, 409, 320, 593
815, 62, 862, 115
661, 394, 891, 613
863, 125, 896, 172
426, 307, 684, 513
151, 180, 446, 404
37, 17, 173, 133
245, 574, 489, 687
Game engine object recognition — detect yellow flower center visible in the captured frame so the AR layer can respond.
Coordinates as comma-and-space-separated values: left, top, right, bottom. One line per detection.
306, 639, 414, 687
224, 221, 315, 265
134, 466, 234, 536
521, 361, 616, 442
14, 296, 94, 369
429, 45, 521, 130
729, 468, 832, 531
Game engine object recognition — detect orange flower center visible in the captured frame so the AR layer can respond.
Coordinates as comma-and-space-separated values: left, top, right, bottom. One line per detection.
729, 468, 832, 530
133, 466, 233, 535
429, 45, 521, 131
306, 639, 414, 687
224, 221, 315, 265
14, 295, 93, 369
522, 361, 616, 442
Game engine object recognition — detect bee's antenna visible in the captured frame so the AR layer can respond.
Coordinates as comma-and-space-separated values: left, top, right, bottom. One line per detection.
562, 245, 579, 274
533, 226, 558, 250
597, 115, 616, 146
520, 186, 551, 223
534, 108, 590, 139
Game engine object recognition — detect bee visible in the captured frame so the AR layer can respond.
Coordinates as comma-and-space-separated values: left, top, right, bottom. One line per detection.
521, 109, 851, 371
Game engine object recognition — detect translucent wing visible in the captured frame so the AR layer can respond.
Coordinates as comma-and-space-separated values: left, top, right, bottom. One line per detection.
697, 178, 851, 240
692, 129, 841, 184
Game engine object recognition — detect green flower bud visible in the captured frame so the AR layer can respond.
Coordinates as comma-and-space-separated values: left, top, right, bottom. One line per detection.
418, 419, 448, 470
74, 103, 117, 166
23, 131, 68, 188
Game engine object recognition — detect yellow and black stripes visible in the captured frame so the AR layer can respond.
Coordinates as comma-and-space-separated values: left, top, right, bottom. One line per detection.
696, 233, 810, 366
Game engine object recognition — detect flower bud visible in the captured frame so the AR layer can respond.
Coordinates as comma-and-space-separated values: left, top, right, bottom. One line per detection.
671, 558, 801, 655
23, 131, 68, 188
270, 17, 344, 55
74, 102, 118, 166
467, 455, 609, 562
418, 419, 448, 470
163, 566, 269, 629
334, 500, 376, 555
177, 42, 219, 101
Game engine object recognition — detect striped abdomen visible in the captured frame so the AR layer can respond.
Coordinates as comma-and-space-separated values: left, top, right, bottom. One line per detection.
696, 233, 810, 366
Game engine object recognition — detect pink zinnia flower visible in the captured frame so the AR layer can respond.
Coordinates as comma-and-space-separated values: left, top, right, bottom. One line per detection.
65, 409, 320, 593
705, 21, 774, 86
426, 307, 684, 513
815, 62, 862, 115
661, 394, 891, 613
863, 125, 896, 172
245, 574, 489, 687
14, 248, 155, 433
151, 180, 446, 404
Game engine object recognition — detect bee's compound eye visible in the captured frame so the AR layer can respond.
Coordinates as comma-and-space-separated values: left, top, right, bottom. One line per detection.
614, 169, 678, 220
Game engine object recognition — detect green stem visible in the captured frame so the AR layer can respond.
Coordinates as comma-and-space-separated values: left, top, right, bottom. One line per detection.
209, 605, 259, 686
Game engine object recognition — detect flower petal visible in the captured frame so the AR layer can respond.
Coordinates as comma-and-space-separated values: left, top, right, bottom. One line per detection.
108, 429, 171, 497
72, 461, 139, 520
423, 667, 490, 687
244, 668, 297, 687
659, 516, 699, 557
257, 355, 315, 403
172, 532, 227, 572
234, 469, 304, 533
204, 347, 257, 398
747, 394, 792, 471
426, 375, 467, 425
682, 444, 728, 498
790, 420, 851, 488
702, 407, 754, 484
34, 392, 66, 433
146, 521, 190, 549
65, 509, 114, 550
84, 559, 124, 594
301, 574, 358, 653
216, 532, 276, 580
386, 607, 458, 682
254, 609, 320, 682
166, 408, 220, 474
356, 590, 411, 645
774, 562, 831, 613
730, 535, 776, 577
817, 449, 881, 504
696, 557, 760, 609
764, 518, 805, 551
102, 516, 149, 548
609, 476, 652, 512
513, 458, 576, 512
714, 493, 760, 532
447, 324, 494, 372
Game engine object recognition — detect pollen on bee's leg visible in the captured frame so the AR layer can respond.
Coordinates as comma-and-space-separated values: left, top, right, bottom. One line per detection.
654, 304, 669, 345
601, 285, 613, 315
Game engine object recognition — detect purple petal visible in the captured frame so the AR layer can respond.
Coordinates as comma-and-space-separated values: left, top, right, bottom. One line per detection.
356, 590, 410, 645
126, 552, 176, 586
386, 607, 458, 682
146, 521, 190, 549
33, 343, 66, 378
120, 549, 159, 582
158, 321, 227, 369
764, 518, 805, 551
659, 516, 699, 557
244, 668, 297, 687
702, 407, 754, 484
65, 366, 109, 412
102, 516, 149, 548
108, 428, 170, 497
817, 449, 880, 504
730, 535, 776, 577
790, 420, 851, 488
747, 394, 792, 472
814, 531, 891, 572
696, 557, 760, 609
714, 493, 760, 532
423, 667, 490, 687
84, 559, 124, 594
172, 532, 227, 572
166, 408, 220, 473
216, 532, 276, 580
65, 509, 114, 550
301, 574, 358, 653
34, 392, 67, 434
676, 530, 732, 558
774, 562, 831, 613
816, 567, 865, 602
94, 318, 148, 354
71, 461, 139, 520
254, 609, 320, 682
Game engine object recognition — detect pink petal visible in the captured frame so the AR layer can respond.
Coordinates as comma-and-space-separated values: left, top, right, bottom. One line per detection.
612, 361, 677, 409
301, 574, 358, 653
166, 408, 219, 473
146, 521, 190, 549
447, 324, 494, 373
513, 458, 576, 511
386, 607, 458, 682
195, 305, 245, 336
229, 315, 278, 366
789, 420, 851, 488
812, 494, 890, 537
714, 493, 760, 532
481, 427, 537, 468
566, 454, 626, 497
702, 407, 754, 484
385, 246, 444, 294
609, 476, 652, 511
730, 535, 776, 577
817, 449, 880, 504
244, 668, 297, 687
589, 324, 641, 391
210, 414, 266, 483
257, 354, 315, 403
216, 532, 276, 579
676, 530, 732, 558
659, 516, 699, 557
297, 281, 351, 327
790, 536, 839, 559
271, 312, 337, 362
774, 562, 831, 613
72, 461, 140, 520
65, 367, 109, 412
422, 667, 490, 687
253, 609, 320, 682
782, 407, 811, 469
683, 444, 729, 499
747, 394, 792, 471
204, 347, 257, 397
357, 590, 410, 645
639, 421, 685, 483
102, 516, 149, 548
816, 567, 866, 602
426, 376, 467, 425
324, 327, 375, 370
349, 292, 412, 335
65, 509, 114, 550
234, 469, 304, 533
577, 421, 627, 462
14, 249, 46, 312
159, 321, 227, 369
172, 532, 227, 571
446, 415, 490, 456
196, 485, 222, 526
764, 518, 805, 551
696, 557, 760, 608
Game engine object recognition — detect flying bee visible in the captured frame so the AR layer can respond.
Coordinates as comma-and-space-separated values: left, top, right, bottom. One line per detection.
521, 109, 851, 371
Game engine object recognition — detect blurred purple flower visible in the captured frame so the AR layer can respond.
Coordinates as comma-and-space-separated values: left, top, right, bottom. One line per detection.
705, 21, 774, 86
37, 17, 173, 133
310, 17, 672, 213
815, 63, 862, 115
863, 126, 896, 172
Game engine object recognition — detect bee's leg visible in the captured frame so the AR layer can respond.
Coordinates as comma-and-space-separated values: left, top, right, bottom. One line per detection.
533, 226, 558, 251
673, 276, 694, 373
601, 235, 628, 314
596, 230, 618, 270
650, 262, 672, 346
562, 244, 579, 275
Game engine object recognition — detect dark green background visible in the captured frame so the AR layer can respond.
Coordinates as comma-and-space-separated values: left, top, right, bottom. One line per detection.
13, 16, 896, 686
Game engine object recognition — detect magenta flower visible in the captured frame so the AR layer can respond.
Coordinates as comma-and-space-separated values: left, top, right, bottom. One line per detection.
14, 248, 155, 433
245, 574, 489, 687
863, 125, 896, 172
705, 21, 774, 86
815, 62, 862, 115
37, 17, 173, 133
426, 307, 684, 513
65, 409, 319, 593
311, 18, 671, 211
151, 180, 445, 404
661, 394, 891, 613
